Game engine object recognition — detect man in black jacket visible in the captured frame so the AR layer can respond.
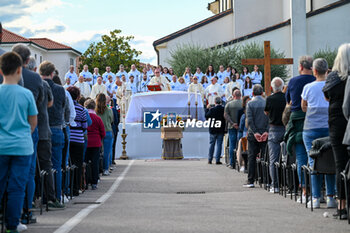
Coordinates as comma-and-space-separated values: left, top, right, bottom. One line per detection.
205, 97, 226, 164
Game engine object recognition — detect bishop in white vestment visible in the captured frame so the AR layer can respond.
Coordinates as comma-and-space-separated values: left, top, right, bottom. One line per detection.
149, 68, 171, 91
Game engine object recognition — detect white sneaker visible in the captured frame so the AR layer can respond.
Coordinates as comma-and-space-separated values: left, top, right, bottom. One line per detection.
307, 197, 320, 208
239, 166, 245, 172
17, 223, 28, 232
61, 195, 69, 204
103, 170, 110, 176
327, 196, 337, 208
297, 194, 306, 203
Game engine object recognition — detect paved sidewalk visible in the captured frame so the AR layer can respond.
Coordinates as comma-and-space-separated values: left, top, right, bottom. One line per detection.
27, 159, 349, 233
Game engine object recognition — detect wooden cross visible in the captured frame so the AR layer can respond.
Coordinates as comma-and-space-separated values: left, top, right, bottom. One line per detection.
242, 41, 293, 96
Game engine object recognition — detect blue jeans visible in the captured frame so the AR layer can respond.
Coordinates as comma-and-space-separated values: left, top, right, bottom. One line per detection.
103, 131, 113, 171
24, 127, 38, 210
228, 128, 238, 166
51, 127, 64, 201
295, 143, 308, 187
303, 128, 336, 198
109, 133, 115, 166
0, 156, 30, 230
208, 133, 224, 163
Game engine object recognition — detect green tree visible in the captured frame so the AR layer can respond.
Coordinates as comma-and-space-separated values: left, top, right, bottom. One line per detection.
313, 47, 337, 69
168, 42, 288, 89
80, 30, 142, 73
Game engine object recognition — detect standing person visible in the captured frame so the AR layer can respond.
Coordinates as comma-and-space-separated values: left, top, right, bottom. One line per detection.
102, 66, 115, 84
169, 75, 180, 91
224, 89, 243, 169
240, 66, 250, 81
90, 76, 107, 99
323, 44, 350, 219
285, 56, 315, 202
205, 76, 223, 106
225, 66, 232, 78
206, 97, 226, 164
74, 75, 91, 98
183, 67, 192, 84
194, 67, 204, 83
221, 77, 230, 103
201, 76, 209, 89
162, 67, 172, 81
79, 64, 93, 85
111, 99, 120, 165
116, 64, 128, 80
128, 64, 141, 86
84, 99, 105, 190
0, 52, 38, 233
105, 75, 115, 97
149, 68, 171, 91
92, 67, 100, 86
250, 65, 263, 85
127, 75, 138, 95
139, 74, 149, 92
10, 44, 44, 224
243, 76, 253, 97
188, 76, 204, 100
206, 65, 216, 80
96, 93, 114, 176
177, 77, 188, 91
146, 63, 154, 77
217, 65, 226, 85
41, 61, 67, 203
243, 85, 269, 188
63, 77, 72, 89
67, 86, 87, 196
65, 65, 78, 85
225, 73, 242, 102
264, 77, 286, 193
301, 58, 336, 208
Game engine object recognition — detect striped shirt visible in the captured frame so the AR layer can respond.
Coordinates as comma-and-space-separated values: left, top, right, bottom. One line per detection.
70, 101, 87, 144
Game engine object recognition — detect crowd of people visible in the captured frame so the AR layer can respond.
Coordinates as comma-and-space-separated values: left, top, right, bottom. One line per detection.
205, 43, 350, 221
0, 44, 120, 233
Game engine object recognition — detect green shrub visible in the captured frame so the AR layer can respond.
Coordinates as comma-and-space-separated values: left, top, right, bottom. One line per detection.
313, 47, 337, 69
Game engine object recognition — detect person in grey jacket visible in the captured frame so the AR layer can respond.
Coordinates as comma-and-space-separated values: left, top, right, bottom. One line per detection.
243, 84, 269, 188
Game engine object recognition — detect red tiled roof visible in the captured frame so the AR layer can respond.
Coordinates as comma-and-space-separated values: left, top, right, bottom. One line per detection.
2, 29, 30, 43
29, 38, 72, 50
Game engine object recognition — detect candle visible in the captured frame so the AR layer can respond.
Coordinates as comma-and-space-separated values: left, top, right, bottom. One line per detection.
188, 89, 190, 104
195, 86, 198, 104
123, 98, 126, 130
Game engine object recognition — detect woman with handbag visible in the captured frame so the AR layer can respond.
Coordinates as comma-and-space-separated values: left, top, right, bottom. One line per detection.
301, 58, 336, 209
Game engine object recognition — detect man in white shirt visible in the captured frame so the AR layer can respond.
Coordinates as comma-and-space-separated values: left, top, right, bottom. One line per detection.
65, 65, 78, 84
127, 75, 138, 95
216, 65, 226, 85
149, 68, 171, 91
116, 64, 129, 81
65, 90, 76, 127
105, 75, 115, 98
92, 67, 100, 86
74, 75, 91, 98
205, 76, 223, 106
128, 64, 141, 86
79, 64, 93, 85
169, 75, 180, 91
139, 74, 149, 92
194, 67, 204, 83
90, 76, 107, 99
102, 66, 116, 84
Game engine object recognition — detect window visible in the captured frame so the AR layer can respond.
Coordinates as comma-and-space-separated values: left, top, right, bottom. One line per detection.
34, 54, 37, 60
70, 58, 74, 66
40, 56, 42, 63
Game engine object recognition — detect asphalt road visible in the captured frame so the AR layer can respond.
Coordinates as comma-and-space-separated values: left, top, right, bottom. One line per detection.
27, 159, 350, 233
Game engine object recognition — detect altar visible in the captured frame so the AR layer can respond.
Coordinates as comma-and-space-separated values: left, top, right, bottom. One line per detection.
116, 91, 215, 159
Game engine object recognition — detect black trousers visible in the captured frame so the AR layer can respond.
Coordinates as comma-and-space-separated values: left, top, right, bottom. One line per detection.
112, 132, 118, 162
85, 147, 100, 185
329, 117, 350, 200
247, 138, 267, 184
69, 142, 84, 196
37, 140, 56, 202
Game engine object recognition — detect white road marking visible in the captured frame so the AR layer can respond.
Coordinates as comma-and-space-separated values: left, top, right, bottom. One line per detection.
53, 160, 135, 233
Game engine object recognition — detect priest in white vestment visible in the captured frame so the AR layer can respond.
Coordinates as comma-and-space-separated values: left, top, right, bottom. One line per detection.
149, 68, 171, 91
205, 76, 223, 106
90, 76, 107, 99
225, 79, 242, 102
188, 76, 205, 101
74, 75, 91, 98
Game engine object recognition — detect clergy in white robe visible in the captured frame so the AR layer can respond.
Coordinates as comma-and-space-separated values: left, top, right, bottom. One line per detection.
149, 68, 171, 91
74, 76, 91, 98
188, 77, 205, 101
205, 77, 223, 105
225, 80, 242, 102
90, 77, 107, 99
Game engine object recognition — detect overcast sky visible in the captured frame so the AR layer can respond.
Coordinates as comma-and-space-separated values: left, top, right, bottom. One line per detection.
1, 0, 214, 64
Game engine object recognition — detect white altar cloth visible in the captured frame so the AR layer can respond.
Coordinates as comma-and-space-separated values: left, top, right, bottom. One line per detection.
125, 91, 205, 123
115, 123, 224, 159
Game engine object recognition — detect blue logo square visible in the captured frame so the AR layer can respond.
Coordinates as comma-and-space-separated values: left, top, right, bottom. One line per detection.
143, 110, 162, 129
